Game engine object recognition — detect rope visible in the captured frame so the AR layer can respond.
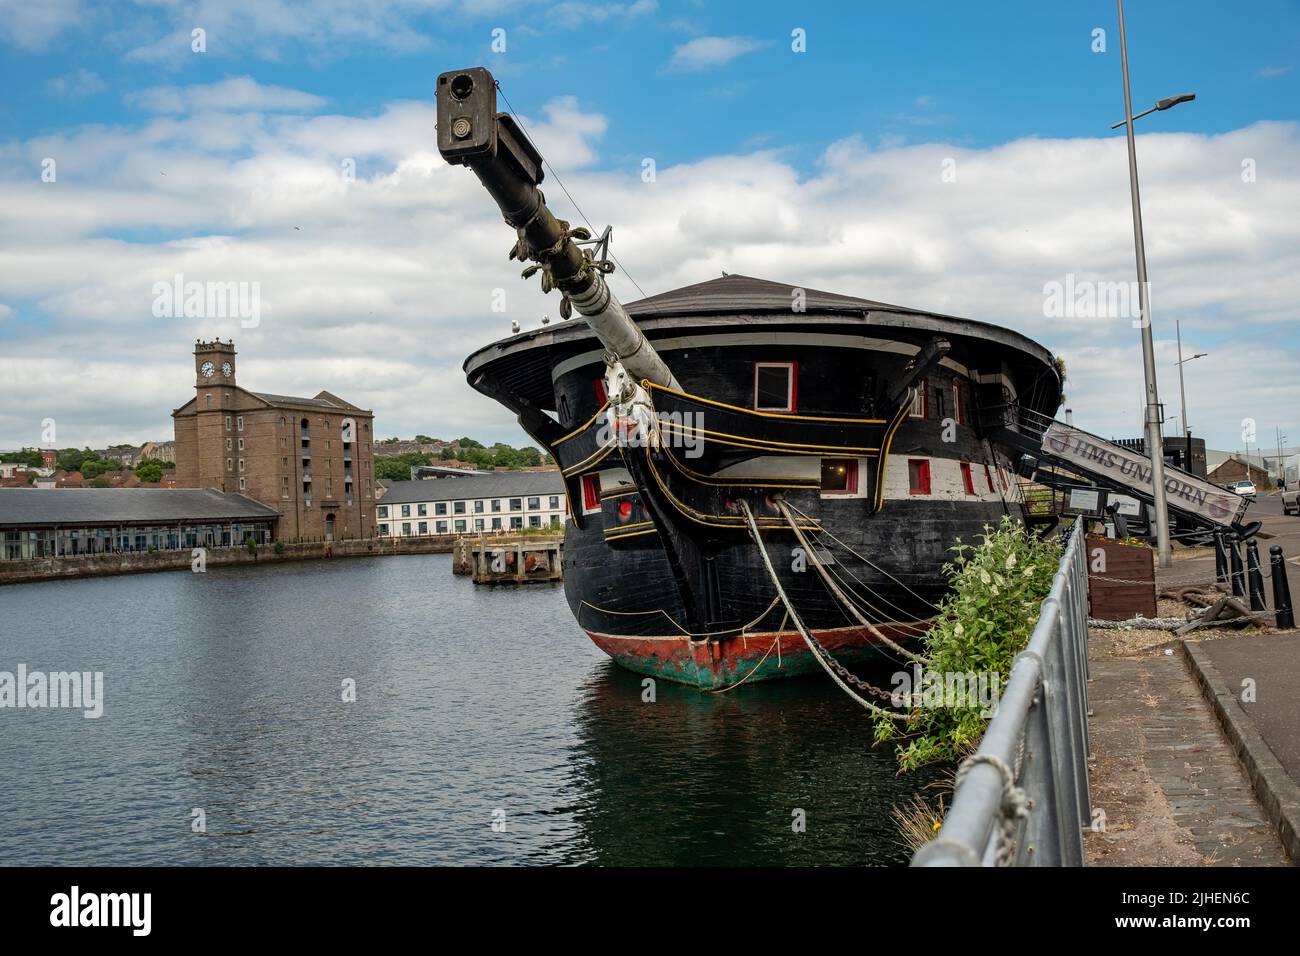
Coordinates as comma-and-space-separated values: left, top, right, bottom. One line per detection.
705, 636, 782, 694
738, 500, 907, 720
785, 500, 943, 616
777, 499, 929, 664
954, 753, 1029, 866
577, 595, 783, 640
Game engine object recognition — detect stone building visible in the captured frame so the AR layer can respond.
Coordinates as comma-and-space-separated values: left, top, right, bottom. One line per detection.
172, 340, 376, 540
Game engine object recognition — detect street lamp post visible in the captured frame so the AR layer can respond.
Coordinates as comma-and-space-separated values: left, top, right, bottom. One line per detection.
1115, 0, 1195, 568
1174, 319, 1207, 447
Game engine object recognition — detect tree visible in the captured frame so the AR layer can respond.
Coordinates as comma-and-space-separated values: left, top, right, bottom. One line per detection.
135, 461, 164, 483
0, 448, 41, 467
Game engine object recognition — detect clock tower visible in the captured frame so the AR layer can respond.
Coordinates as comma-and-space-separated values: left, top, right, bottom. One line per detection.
195, 339, 237, 387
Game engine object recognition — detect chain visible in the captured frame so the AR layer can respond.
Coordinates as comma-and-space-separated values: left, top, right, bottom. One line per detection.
800, 628, 909, 705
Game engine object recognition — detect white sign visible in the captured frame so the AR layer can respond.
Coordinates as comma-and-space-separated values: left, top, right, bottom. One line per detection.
1068, 488, 1100, 513
1042, 422, 1244, 527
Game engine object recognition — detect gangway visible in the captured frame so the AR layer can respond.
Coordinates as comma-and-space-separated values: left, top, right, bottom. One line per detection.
981, 405, 1251, 537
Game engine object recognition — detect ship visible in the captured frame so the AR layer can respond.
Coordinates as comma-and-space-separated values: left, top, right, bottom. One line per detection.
438, 68, 1062, 690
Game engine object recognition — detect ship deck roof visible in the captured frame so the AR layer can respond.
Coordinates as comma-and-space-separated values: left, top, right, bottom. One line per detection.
463, 274, 1058, 412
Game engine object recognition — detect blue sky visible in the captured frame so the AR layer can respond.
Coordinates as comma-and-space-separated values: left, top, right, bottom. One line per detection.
1, 0, 1298, 454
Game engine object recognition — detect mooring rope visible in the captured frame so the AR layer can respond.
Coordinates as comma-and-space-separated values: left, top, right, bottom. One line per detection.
738, 500, 908, 720
777, 500, 930, 665
953, 753, 1029, 866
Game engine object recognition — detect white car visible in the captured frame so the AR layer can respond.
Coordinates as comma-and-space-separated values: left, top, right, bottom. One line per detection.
1228, 479, 1257, 500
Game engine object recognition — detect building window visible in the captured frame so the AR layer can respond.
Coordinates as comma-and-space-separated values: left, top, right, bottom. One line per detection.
550, 515, 561, 527
365, 478, 371, 498
908, 459, 931, 495
510, 517, 523, 530
454, 519, 466, 533
581, 474, 601, 514
227, 458, 233, 472
378, 524, 389, 536
435, 502, 447, 516
436, 520, 447, 534
325, 478, 332, 498
509, 498, 522, 512
206, 394, 213, 408
753, 362, 796, 412
418, 521, 428, 535
491, 499, 501, 513
549, 495, 560, 510
225, 415, 232, 431
820, 458, 858, 494
491, 518, 502, 530
960, 461, 975, 496
238, 458, 245, 472
474, 518, 484, 531
237, 438, 245, 451
527, 497, 540, 510
402, 523, 411, 536
529, 516, 541, 528
239, 477, 246, 491
473, 500, 484, 513
401, 505, 410, 517
909, 380, 927, 419
281, 477, 289, 498
378, 505, 389, 518
237, 416, 244, 431
454, 501, 466, 514
417, 503, 427, 516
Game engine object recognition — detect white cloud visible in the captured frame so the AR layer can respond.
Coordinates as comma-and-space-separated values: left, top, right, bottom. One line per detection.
47, 68, 106, 98
127, 76, 328, 114
666, 35, 766, 72
549, 0, 656, 29
1255, 65, 1293, 79
0, 86, 1297, 453
0, 0, 83, 50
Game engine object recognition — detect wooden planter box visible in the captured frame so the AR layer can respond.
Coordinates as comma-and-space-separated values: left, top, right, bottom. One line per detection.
1086, 535, 1156, 621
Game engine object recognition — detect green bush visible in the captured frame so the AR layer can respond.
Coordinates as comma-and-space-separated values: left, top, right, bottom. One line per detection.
273, 541, 285, 555
874, 516, 1062, 771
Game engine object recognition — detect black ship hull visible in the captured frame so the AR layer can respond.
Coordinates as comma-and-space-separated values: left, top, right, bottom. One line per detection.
464, 276, 1061, 688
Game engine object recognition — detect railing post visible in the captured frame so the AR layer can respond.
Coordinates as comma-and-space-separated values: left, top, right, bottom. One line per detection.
1246, 539, 1268, 612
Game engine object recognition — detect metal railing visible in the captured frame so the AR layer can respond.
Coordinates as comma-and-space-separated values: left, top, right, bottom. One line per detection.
912, 517, 1092, 866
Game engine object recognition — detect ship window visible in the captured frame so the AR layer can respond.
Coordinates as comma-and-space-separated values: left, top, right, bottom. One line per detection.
908, 459, 931, 495
984, 463, 996, 493
960, 461, 975, 496
558, 393, 572, 426
594, 378, 608, 406
581, 473, 601, 515
754, 362, 796, 412
820, 459, 858, 494
909, 380, 927, 418
953, 381, 967, 425
929, 383, 947, 420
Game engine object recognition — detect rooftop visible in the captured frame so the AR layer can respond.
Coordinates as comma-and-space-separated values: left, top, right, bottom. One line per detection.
378, 473, 564, 505
0, 488, 281, 527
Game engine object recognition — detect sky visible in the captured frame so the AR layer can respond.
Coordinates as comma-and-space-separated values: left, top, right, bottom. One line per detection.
0, 0, 1298, 456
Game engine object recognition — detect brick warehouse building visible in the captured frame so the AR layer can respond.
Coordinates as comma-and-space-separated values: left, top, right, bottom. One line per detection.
172, 340, 376, 540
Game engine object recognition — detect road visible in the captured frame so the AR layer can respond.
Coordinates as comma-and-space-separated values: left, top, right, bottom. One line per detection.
1161, 491, 1300, 609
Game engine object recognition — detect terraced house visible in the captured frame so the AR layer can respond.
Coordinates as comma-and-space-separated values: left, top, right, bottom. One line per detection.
377, 474, 566, 537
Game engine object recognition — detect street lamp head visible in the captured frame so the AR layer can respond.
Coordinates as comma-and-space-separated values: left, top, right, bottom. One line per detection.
1155, 92, 1196, 111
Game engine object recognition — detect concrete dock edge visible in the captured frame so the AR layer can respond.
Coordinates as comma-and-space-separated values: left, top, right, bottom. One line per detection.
1181, 639, 1300, 864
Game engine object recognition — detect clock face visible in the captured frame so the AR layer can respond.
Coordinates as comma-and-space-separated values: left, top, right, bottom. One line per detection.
200, 361, 215, 378
221, 362, 233, 378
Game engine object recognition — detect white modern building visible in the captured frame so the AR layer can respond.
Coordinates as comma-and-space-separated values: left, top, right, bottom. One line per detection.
376, 473, 567, 536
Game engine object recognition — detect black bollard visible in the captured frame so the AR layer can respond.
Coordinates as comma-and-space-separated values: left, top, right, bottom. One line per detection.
1229, 537, 1246, 598
1246, 540, 1268, 612
1214, 531, 1229, 585
1271, 545, 1295, 629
